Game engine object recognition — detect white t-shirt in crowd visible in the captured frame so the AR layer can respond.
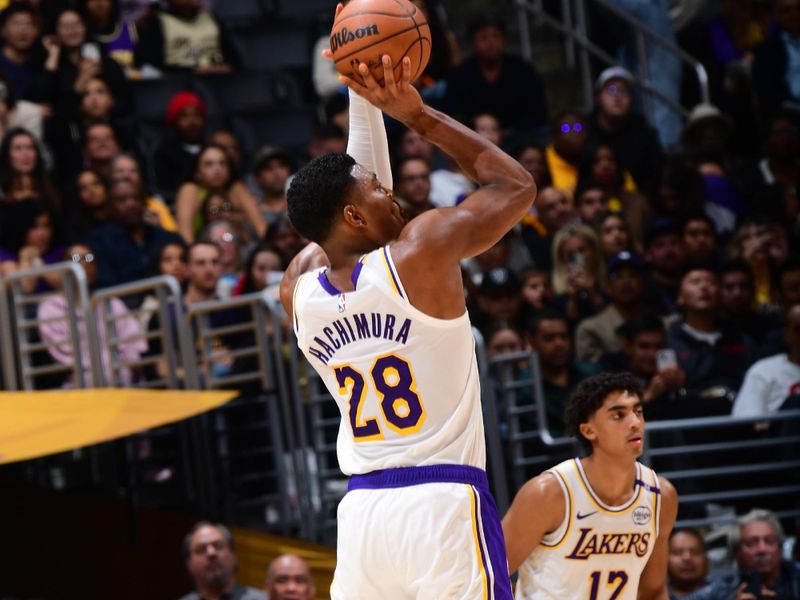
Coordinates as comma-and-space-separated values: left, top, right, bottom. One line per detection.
732, 354, 800, 416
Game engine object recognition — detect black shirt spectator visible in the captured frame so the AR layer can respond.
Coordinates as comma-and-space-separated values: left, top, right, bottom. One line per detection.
444, 12, 547, 136
0, 4, 45, 100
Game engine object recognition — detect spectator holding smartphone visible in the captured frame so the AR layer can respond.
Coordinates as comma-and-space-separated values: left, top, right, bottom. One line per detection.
682, 509, 800, 599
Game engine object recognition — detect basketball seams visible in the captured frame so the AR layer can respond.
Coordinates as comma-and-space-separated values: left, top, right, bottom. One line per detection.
331, 0, 431, 83
332, 24, 426, 64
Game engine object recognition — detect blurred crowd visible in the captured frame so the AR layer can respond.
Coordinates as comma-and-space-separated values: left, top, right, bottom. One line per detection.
0, 0, 798, 594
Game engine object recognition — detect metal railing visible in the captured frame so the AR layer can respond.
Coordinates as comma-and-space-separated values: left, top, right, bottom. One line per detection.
515, 0, 710, 120
0, 262, 101, 391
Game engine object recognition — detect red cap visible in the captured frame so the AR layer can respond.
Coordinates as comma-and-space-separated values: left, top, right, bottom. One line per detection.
166, 91, 207, 127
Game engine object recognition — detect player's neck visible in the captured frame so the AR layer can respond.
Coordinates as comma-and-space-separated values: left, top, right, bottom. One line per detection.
580, 453, 637, 506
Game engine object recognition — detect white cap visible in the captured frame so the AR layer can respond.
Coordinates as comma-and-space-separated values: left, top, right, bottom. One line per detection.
595, 66, 634, 91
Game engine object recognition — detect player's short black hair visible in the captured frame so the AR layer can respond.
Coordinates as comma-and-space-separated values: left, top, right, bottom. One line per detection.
287, 152, 356, 244
565, 372, 643, 454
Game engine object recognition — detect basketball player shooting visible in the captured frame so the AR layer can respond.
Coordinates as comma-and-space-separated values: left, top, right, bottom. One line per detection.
502, 372, 678, 599
278, 15, 536, 600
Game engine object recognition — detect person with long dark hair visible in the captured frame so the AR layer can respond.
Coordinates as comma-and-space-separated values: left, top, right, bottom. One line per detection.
0, 127, 59, 212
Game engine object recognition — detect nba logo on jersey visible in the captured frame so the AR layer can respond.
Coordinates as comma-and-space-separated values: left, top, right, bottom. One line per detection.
337, 293, 346, 313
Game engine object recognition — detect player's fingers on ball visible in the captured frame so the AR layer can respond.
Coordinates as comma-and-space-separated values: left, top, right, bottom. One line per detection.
338, 74, 364, 92
400, 56, 412, 85
382, 55, 397, 89
321, 48, 333, 59
334, 2, 344, 16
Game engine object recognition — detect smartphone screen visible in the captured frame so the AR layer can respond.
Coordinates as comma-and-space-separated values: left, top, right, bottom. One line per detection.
656, 348, 677, 371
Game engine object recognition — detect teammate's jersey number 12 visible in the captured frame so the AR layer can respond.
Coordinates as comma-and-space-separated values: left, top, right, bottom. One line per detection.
335, 353, 426, 441
589, 570, 628, 600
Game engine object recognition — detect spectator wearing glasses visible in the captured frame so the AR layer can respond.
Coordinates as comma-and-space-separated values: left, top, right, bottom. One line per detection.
545, 110, 590, 198
37, 243, 145, 386
585, 66, 663, 199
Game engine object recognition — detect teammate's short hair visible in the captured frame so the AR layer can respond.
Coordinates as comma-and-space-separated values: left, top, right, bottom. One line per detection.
565, 372, 643, 454
287, 152, 356, 244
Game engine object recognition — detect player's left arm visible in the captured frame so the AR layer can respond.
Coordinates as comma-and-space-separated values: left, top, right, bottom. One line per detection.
637, 476, 678, 600
279, 243, 329, 318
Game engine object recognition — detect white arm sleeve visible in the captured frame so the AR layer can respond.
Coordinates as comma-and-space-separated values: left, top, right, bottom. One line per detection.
346, 88, 393, 189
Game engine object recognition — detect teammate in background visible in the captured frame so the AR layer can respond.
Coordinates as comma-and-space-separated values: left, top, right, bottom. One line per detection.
503, 372, 678, 599
279, 18, 535, 600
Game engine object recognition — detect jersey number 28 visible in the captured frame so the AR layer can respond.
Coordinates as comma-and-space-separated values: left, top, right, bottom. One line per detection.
335, 353, 426, 441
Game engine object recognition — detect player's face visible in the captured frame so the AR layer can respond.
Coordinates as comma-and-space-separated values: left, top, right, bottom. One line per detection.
668, 532, 708, 587
186, 525, 236, 588
582, 391, 644, 458
351, 165, 406, 245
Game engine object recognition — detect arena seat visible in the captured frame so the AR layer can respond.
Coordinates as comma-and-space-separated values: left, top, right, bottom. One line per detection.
195, 71, 302, 115
230, 26, 312, 71
231, 107, 317, 157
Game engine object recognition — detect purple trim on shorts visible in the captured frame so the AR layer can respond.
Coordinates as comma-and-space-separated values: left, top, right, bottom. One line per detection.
474, 484, 514, 600
348, 465, 513, 599
347, 464, 489, 490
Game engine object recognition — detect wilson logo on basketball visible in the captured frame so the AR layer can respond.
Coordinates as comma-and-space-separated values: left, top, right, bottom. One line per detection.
330, 24, 380, 53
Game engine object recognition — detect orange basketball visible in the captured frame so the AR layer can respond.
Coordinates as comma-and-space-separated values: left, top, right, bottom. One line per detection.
330, 0, 432, 85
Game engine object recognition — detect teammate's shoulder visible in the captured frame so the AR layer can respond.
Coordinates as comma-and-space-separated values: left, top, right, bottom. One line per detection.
517, 471, 566, 503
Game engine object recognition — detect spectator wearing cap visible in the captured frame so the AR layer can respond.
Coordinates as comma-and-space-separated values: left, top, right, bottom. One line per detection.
0, 4, 44, 101
752, 0, 800, 121
135, 0, 240, 74
575, 251, 646, 363
550, 223, 607, 326
643, 218, 686, 316
153, 90, 207, 205
601, 311, 685, 411
250, 145, 293, 226
666, 266, 757, 409
585, 66, 664, 198
443, 11, 547, 138
470, 266, 524, 333
682, 104, 745, 235
523, 309, 600, 436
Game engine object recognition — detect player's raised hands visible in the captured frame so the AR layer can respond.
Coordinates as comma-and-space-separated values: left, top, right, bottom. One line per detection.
339, 55, 424, 127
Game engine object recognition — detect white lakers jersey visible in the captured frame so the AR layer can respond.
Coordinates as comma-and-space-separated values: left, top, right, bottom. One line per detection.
515, 458, 661, 600
292, 245, 486, 475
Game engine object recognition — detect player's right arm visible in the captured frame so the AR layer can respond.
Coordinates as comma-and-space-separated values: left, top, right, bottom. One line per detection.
502, 472, 565, 574
346, 58, 536, 261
